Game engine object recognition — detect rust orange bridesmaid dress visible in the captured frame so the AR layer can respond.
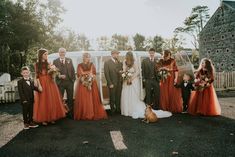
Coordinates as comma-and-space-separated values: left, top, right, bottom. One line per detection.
74, 63, 107, 120
33, 62, 66, 122
159, 58, 183, 113
188, 69, 221, 116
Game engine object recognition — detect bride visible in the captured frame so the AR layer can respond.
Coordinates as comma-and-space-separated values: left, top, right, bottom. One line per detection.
121, 52, 172, 119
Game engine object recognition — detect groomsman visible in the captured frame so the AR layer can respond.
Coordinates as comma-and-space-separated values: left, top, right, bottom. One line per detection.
141, 48, 160, 109
53, 48, 75, 117
104, 50, 123, 114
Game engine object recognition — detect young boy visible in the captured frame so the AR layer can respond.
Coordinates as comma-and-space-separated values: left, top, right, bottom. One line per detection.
175, 73, 194, 113
18, 66, 39, 129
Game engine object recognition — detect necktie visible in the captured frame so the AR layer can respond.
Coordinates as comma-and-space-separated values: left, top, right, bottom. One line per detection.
61, 59, 65, 64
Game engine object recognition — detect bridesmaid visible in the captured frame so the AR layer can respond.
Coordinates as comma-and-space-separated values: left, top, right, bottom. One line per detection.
188, 58, 221, 116
74, 52, 107, 120
33, 48, 66, 125
158, 50, 183, 113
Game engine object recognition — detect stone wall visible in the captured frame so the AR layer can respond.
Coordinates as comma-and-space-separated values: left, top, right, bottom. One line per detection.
199, 4, 235, 71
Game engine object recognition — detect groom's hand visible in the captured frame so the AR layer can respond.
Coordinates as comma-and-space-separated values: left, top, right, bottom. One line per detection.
109, 84, 114, 88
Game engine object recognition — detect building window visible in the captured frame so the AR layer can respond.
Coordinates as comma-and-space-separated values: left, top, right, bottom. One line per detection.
226, 48, 229, 52
216, 50, 219, 53
232, 34, 234, 38
231, 63, 234, 67
212, 37, 215, 41
221, 63, 224, 67
207, 50, 211, 54
221, 35, 224, 39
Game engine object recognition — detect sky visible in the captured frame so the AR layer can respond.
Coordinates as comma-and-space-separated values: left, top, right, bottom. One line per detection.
59, 0, 222, 48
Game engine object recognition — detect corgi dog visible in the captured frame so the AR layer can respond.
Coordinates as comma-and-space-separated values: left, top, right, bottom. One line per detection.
142, 105, 158, 123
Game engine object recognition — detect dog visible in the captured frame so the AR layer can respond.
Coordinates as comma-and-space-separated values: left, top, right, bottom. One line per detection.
142, 105, 158, 123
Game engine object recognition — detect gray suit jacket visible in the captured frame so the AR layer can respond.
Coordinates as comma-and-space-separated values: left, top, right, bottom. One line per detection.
104, 59, 122, 86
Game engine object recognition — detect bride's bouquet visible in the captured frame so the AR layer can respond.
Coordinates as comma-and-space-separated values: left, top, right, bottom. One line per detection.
121, 68, 135, 85
194, 76, 211, 91
48, 64, 60, 79
158, 68, 171, 82
80, 74, 93, 90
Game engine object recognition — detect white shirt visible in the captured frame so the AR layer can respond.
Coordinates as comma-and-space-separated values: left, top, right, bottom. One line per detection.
111, 57, 117, 63
60, 58, 65, 64
24, 77, 30, 86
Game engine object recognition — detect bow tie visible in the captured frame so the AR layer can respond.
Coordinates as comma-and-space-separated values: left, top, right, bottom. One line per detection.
24, 78, 30, 81
184, 81, 188, 83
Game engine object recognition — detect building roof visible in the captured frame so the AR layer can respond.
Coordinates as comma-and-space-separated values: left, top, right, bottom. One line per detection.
199, 0, 235, 35
223, 0, 235, 10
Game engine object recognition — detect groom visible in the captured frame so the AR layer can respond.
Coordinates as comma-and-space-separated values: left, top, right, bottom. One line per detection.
104, 50, 123, 114
141, 48, 160, 109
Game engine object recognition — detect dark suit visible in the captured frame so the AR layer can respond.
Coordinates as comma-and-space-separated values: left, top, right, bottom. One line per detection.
141, 58, 160, 109
175, 81, 194, 111
53, 57, 75, 114
18, 78, 37, 124
104, 58, 123, 113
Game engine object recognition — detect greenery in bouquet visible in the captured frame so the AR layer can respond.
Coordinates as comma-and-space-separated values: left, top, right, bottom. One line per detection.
194, 76, 211, 91
48, 64, 60, 79
158, 68, 171, 82
121, 68, 134, 85
80, 74, 93, 90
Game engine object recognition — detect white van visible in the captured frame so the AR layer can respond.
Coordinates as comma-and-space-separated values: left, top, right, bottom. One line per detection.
48, 51, 193, 106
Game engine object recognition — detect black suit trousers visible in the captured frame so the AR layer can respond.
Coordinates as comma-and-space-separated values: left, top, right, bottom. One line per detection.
22, 101, 33, 124
144, 79, 160, 109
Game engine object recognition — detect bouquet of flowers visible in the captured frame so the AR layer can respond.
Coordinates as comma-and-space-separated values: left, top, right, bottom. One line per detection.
158, 68, 171, 82
48, 64, 60, 79
121, 68, 134, 85
80, 74, 93, 90
194, 76, 211, 91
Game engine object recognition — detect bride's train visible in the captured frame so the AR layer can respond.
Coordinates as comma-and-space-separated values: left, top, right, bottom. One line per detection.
130, 102, 172, 119
120, 60, 172, 119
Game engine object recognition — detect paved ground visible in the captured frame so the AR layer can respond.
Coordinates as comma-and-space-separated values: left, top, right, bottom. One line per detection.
0, 97, 234, 157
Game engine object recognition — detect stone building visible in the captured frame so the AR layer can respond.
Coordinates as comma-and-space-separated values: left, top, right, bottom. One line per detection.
199, 0, 235, 71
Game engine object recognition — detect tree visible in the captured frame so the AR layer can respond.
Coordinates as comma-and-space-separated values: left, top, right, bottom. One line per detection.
133, 33, 145, 51
162, 34, 185, 53
97, 36, 111, 51
0, 0, 65, 78
111, 34, 129, 51
174, 5, 210, 49
152, 35, 164, 52
77, 34, 90, 51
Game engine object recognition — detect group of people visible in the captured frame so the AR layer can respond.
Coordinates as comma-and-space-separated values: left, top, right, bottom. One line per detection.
17, 47, 221, 130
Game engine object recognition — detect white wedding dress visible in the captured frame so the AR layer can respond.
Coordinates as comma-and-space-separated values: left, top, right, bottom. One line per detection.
121, 60, 172, 119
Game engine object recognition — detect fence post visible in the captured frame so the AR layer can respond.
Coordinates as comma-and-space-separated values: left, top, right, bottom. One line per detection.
222, 71, 226, 89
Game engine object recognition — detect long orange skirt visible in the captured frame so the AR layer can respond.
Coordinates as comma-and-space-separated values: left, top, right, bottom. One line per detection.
34, 75, 66, 122
188, 85, 221, 116
74, 81, 107, 120
159, 74, 183, 113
